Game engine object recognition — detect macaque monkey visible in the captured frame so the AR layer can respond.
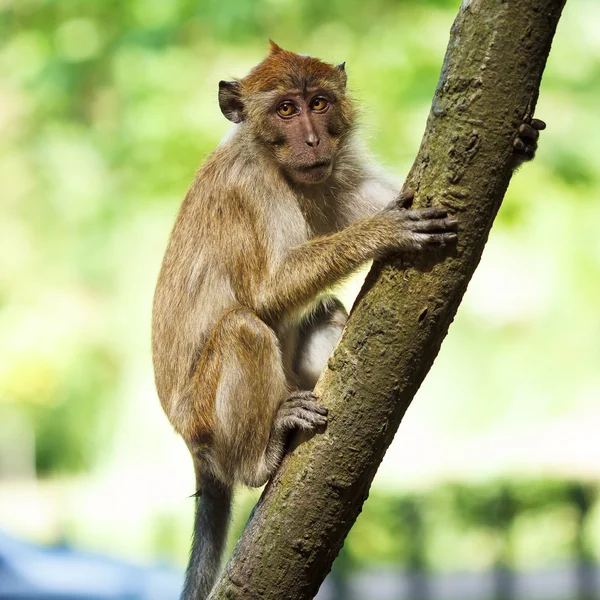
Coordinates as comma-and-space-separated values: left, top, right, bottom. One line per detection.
152, 42, 545, 599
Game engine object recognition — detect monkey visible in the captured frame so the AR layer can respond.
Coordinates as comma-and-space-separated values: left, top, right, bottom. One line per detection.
151, 41, 545, 600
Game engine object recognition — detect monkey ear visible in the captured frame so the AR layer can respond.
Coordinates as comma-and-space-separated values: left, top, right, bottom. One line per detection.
336, 62, 347, 87
269, 39, 284, 54
218, 80, 244, 123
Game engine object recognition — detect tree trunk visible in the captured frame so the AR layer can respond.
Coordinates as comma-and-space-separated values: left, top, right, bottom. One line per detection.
210, 1, 567, 598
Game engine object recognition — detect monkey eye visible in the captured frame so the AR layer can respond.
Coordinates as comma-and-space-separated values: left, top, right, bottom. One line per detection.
310, 97, 329, 112
277, 102, 297, 118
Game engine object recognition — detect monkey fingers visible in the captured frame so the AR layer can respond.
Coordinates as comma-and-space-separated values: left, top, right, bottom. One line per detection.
385, 188, 415, 211
416, 232, 458, 247
410, 217, 458, 233
519, 123, 540, 141
275, 391, 328, 434
531, 118, 547, 131
406, 207, 449, 221
513, 117, 546, 157
284, 394, 328, 416
397, 188, 415, 209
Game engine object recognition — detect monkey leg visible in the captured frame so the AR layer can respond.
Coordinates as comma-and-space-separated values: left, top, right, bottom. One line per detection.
294, 297, 348, 390
195, 308, 327, 488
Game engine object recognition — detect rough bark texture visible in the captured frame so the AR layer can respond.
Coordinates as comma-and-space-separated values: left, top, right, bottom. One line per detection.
210, 1, 567, 598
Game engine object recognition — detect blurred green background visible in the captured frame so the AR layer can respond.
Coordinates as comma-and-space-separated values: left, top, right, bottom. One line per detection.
1, 0, 599, 588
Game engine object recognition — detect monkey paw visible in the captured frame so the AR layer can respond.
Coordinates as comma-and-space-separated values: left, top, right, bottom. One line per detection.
513, 117, 546, 162
274, 391, 328, 438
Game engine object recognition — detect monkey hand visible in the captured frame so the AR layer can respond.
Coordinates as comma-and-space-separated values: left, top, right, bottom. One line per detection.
380, 192, 458, 254
513, 117, 546, 165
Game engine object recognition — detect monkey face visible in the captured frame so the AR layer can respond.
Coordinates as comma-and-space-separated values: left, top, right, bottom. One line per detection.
218, 43, 354, 185
265, 89, 340, 184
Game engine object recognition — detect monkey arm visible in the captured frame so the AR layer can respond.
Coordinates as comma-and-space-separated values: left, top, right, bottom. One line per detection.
255, 207, 456, 319
256, 217, 386, 319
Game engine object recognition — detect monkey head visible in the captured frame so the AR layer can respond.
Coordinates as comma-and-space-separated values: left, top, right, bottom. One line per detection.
218, 41, 355, 185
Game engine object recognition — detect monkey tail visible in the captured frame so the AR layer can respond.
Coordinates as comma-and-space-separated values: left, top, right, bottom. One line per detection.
181, 472, 233, 600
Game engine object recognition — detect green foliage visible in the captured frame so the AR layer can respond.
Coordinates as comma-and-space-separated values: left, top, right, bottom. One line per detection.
344, 480, 598, 571
32, 346, 119, 474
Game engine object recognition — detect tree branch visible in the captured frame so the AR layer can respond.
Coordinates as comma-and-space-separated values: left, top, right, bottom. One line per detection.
210, 1, 567, 598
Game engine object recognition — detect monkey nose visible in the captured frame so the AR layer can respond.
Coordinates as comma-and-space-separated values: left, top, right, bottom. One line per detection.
305, 134, 320, 147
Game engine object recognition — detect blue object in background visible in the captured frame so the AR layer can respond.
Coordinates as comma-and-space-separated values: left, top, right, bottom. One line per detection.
0, 531, 183, 600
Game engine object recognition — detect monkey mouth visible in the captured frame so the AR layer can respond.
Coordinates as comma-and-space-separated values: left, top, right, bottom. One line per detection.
298, 159, 332, 172
288, 159, 333, 184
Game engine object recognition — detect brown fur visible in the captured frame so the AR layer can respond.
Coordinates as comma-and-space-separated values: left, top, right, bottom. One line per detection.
151, 43, 459, 485
243, 41, 348, 94
151, 43, 458, 600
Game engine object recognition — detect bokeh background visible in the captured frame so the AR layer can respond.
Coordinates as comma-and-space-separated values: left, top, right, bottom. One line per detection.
1, 0, 599, 598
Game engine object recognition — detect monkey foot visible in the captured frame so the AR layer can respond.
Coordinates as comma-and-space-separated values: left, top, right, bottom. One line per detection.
274, 391, 328, 436
513, 117, 546, 162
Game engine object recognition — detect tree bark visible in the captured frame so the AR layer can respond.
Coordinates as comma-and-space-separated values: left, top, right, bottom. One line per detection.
210, 1, 567, 598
